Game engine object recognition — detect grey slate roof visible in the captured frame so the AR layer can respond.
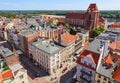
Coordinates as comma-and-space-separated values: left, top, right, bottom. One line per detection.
96, 32, 118, 41
32, 40, 63, 56
87, 39, 102, 54
0, 46, 14, 57
96, 63, 113, 78
18, 29, 37, 37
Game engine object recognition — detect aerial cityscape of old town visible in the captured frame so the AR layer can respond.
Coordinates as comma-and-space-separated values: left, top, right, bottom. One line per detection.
0, 0, 120, 83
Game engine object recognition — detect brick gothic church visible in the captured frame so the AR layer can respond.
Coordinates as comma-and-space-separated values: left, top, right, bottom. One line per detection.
65, 3, 106, 31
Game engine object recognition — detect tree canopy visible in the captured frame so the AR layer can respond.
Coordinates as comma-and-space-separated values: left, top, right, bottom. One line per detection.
92, 25, 105, 37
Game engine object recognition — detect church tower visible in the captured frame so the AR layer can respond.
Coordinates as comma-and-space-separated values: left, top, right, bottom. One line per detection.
85, 3, 99, 31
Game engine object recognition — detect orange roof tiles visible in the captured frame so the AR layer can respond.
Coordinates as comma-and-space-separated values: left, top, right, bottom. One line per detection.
77, 50, 100, 70
81, 50, 100, 64
61, 32, 79, 45
109, 22, 120, 28
109, 41, 120, 51
12, 19, 19, 23
102, 54, 114, 65
116, 41, 120, 51
59, 18, 65, 23
0, 73, 3, 83
102, 52, 120, 64
112, 64, 120, 82
2, 69, 13, 79
44, 16, 58, 22
112, 54, 120, 62
109, 42, 116, 50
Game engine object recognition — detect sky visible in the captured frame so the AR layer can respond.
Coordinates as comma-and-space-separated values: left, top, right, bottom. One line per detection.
0, 0, 120, 10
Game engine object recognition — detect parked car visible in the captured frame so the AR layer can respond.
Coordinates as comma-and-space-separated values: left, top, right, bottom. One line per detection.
62, 67, 67, 73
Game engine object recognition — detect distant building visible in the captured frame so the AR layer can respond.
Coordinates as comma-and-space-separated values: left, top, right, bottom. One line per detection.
107, 22, 120, 34
66, 3, 106, 32
108, 22, 120, 28
0, 22, 14, 40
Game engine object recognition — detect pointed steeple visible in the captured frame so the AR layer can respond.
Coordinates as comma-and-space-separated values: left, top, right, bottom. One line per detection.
87, 3, 99, 12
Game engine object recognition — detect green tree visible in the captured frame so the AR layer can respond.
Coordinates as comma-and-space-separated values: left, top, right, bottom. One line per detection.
92, 25, 105, 37
99, 25, 104, 32
77, 27, 81, 32
69, 28, 76, 35
48, 20, 53, 25
65, 23, 70, 28
52, 22, 58, 26
30, 25, 35, 29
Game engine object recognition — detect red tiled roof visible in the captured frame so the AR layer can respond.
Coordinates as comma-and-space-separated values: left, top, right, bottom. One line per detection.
77, 50, 100, 70
12, 19, 19, 23
80, 50, 100, 64
109, 42, 116, 50
109, 41, 120, 51
102, 52, 120, 68
112, 63, 120, 82
34, 18, 41, 21
66, 13, 85, 19
112, 54, 120, 62
109, 22, 120, 28
102, 54, 114, 66
61, 32, 79, 45
2, 69, 13, 79
59, 18, 65, 23
87, 3, 99, 12
116, 41, 120, 51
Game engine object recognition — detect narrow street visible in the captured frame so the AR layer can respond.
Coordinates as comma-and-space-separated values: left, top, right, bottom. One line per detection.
0, 37, 78, 83
19, 54, 49, 77
60, 67, 77, 83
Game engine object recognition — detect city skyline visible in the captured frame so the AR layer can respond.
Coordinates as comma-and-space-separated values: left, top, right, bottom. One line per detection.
0, 0, 120, 10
